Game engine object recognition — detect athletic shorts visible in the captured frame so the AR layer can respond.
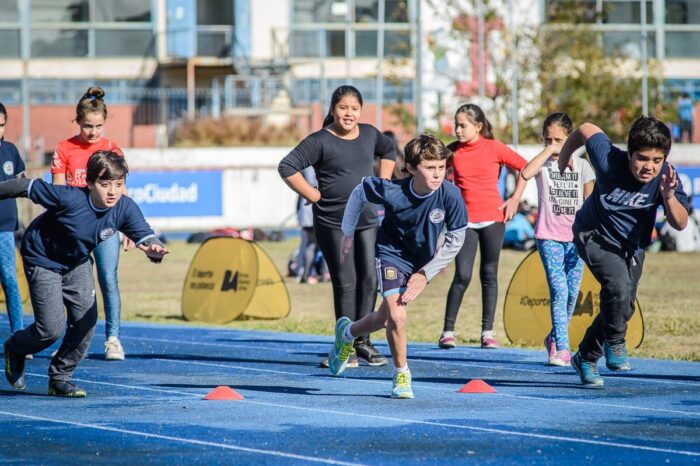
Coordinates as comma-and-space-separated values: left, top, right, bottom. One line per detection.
376, 258, 410, 297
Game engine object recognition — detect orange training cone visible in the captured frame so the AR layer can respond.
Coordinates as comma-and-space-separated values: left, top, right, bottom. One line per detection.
203, 386, 244, 400
457, 379, 496, 394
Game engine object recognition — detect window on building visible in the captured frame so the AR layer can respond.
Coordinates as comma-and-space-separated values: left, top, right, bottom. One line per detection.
355, 30, 378, 56
0, 30, 20, 58
290, 30, 321, 57
0, 0, 20, 21
355, 0, 378, 22
666, 32, 700, 57
602, 0, 653, 24
385, 31, 411, 57
197, 0, 233, 25
666, 0, 700, 24
385, 0, 408, 22
293, 0, 347, 23
602, 31, 656, 58
96, 30, 155, 56
93, 0, 151, 22
197, 32, 231, 57
30, 0, 89, 22
30, 29, 88, 57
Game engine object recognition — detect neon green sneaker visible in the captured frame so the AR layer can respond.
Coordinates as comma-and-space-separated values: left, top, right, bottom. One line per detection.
328, 317, 355, 376
391, 371, 414, 399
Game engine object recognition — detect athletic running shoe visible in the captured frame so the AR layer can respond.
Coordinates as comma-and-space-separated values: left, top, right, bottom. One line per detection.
571, 352, 604, 388
604, 341, 631, 371
549, 349, 571, 367
320, 352, 358, 369
438, 331, 457, 349
480, 333, 499, 349
391, 371, 414, 399
328, 317, 355, 376
104, 336, 125, 361
354, 338, 388, 366
48, 380, 87, 397
544, 333, 556, 361
3, 340, 26, 390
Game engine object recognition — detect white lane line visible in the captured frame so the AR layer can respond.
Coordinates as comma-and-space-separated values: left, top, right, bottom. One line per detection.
9, 376, 699, 459
116, 334, 700, 388
152, 358, 700, 418
0, 410, 364, 466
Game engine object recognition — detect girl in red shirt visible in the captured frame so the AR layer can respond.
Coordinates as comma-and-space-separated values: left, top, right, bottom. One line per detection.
50, 86, 128, 361
439, 103, 527, 349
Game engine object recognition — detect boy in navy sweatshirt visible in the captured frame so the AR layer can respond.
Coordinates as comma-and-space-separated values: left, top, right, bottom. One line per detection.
0, 150, 169, 397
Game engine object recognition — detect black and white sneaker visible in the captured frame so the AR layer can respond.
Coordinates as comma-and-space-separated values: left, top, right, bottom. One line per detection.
354, 338, 388, 366
48, 380, 87, 397
4, 340, 26, 390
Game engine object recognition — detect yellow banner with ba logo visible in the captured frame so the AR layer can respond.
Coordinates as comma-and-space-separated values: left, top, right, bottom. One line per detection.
504, 250, 644, 349
182, 237, 290, 323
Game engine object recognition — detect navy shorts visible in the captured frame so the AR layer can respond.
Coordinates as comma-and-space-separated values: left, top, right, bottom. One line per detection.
376, 259, 410, 297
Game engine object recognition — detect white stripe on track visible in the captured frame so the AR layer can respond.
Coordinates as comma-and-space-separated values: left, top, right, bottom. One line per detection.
117, 335, 700, 387
0, 410, 363, 466
151, 358, 700, 418
12, 375, 700, 459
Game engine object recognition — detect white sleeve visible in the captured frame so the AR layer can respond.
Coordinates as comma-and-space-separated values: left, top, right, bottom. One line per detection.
420, 229, 466, 282
341, 183, 368, 237
580, 158, 596, 183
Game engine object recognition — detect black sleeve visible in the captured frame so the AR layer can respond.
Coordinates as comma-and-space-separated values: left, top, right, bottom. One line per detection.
0, 178, 31, 199
373, 127, 397, 161
278, 132, 323, 178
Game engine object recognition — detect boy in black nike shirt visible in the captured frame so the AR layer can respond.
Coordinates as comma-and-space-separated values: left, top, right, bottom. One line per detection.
558, 116, 689, 388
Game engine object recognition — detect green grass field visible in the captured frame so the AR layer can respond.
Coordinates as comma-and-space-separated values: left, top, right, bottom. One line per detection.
116, 239, 699, 361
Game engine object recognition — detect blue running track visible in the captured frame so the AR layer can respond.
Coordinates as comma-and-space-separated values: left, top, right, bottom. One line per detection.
0, 315, 698, 465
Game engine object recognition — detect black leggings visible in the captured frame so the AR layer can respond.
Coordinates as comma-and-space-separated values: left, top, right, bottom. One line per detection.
314, 222, 377, 337
443, 222, 505, 333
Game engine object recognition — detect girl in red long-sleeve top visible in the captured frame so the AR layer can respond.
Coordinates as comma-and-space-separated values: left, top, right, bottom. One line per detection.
439, 103, 528, 350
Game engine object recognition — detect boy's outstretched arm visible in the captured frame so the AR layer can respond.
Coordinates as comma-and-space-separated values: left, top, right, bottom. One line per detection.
339, 182, 369, 263
558, 123, 603, 173
0, 178, 31, 199
660, 165, 689, 231
136, 237, 170, 263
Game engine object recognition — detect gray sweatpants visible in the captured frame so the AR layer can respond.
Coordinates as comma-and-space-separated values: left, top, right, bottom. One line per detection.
7, 260, 97, 382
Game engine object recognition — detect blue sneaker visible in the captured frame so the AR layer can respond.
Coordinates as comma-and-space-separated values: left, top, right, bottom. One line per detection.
391, 371, 414, 399
328, 317, 354, 376
604, 341, 631, 371
571, 352, 604, 388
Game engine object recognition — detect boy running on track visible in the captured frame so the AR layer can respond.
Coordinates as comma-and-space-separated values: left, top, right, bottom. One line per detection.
1, 151, 169, 397
558, 116, 689, 388
327, 134, 467, 399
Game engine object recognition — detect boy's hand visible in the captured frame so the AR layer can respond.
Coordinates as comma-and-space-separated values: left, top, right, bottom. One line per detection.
498, 197, 519, 222
400, 271, 427, 304
143, 244, 170, 263
660, 165, 679, 201
122, 236, 136, 251
340, 235, 353, 263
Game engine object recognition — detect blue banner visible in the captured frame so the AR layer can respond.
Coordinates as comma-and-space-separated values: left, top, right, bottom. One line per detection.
676, 167, 700, 209
126, 170, 222, 217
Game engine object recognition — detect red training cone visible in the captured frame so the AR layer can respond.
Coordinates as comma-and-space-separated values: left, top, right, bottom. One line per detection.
457, 379, 496, 394
203, 386, 244, 400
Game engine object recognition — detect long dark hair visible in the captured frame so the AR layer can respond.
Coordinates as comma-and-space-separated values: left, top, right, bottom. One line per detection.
76, 86, 108, 123
454, 103, 494, 139
542, 112, 574, 142
322, 85, 363, 129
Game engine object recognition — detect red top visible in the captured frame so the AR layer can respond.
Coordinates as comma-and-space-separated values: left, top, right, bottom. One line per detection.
449, 137, 527, 223
51, 136, 123, 187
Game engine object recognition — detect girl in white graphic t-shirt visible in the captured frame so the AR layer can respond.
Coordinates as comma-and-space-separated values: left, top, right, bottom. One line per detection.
521, 113, 596, 366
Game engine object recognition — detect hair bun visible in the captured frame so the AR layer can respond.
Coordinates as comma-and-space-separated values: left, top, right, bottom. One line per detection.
85, 86, 105, 100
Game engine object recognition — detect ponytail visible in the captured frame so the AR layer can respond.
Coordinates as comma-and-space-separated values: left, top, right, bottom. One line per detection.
454, 103, 494, 139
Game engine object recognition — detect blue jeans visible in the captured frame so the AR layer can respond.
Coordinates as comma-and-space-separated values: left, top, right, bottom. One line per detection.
93, 233, 121, 339
0, 232, 23, 334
